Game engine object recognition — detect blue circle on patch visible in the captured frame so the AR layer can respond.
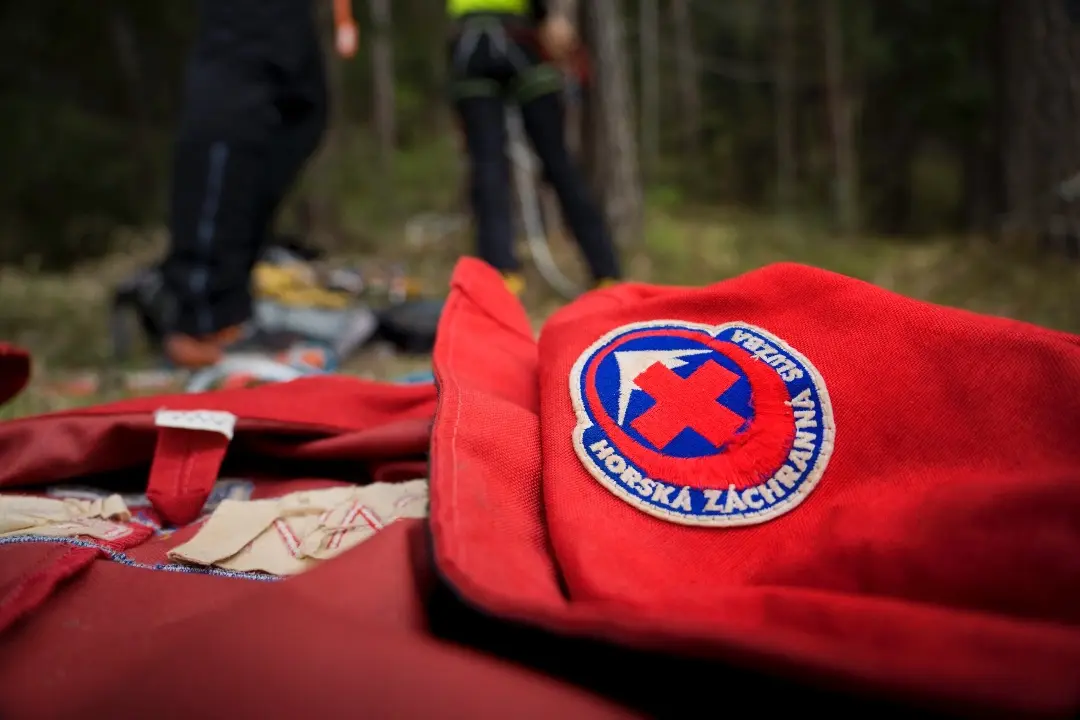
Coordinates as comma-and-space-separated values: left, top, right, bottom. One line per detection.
569, 320, 835, 527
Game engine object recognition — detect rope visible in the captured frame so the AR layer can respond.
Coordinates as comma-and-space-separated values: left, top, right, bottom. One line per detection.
505, 104, 582, 300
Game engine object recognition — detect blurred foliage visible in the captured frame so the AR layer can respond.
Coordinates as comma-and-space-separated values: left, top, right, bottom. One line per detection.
0, 0, 1011, 270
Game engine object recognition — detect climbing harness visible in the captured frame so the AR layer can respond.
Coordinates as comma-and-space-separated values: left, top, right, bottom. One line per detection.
437, 13, 584, 299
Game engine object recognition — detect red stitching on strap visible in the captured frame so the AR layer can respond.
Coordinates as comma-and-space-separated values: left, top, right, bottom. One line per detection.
146, 424, 232, 527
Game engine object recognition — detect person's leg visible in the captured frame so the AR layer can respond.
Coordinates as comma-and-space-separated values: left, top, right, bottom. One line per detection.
449, 28, 519, 287
518, 81, 621, 284
161, 2, 328, 368
456, 96, 515, 276
255, 12, 329, 251
160, 58, 277, 367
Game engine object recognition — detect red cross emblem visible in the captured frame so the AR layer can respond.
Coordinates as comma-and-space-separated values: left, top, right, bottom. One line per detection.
630, 359, 744, 450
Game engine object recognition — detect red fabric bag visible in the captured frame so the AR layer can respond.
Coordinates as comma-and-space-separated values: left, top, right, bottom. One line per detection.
5, 257, 1080, 718
429, 258, 1080, 718
0, 343, 30, 407
0, 374, 631, 718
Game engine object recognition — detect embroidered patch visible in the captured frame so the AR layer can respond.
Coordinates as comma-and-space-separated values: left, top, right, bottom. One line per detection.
569, 320, 835, 527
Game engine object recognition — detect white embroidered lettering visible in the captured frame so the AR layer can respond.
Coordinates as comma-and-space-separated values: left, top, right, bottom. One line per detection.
671, 486, 694, 512
723, 484, 748, 513
620, 466, 643, 493
780, 367, 805, 382
591, 439, 615, 460
703, 489, 725, 512
605, 453, 627, 475
774, 465, 800, 489
651, 483, 676, 506
765, 477, 787, 500
788, 449, 812, 473
742, 487, 764, 509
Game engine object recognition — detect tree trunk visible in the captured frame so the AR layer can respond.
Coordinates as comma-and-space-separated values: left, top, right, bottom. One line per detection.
306, 0, 345, 250
108, 7, 157, 207
638, 0, 660, 178
669, 0, 703, 163
961, 0, 1002, 234
773, 0, 797, 210
1000, 0, 1080, 252
821, 0, 859, 235
369, 0, 397, 169
587, 0, 644, 247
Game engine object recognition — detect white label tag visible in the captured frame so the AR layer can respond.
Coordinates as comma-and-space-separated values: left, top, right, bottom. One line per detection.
154, 409, 237, 440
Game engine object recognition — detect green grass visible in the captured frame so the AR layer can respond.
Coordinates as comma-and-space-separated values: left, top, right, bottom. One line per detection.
638, 208, 1079, 330
1, 203, 1077, 420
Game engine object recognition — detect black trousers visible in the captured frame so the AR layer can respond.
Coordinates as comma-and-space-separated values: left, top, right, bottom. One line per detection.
162, 0, 327, 337
449, 21, 620, 282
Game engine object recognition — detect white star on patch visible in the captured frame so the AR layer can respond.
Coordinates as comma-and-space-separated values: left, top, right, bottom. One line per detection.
613, 349, 711, 426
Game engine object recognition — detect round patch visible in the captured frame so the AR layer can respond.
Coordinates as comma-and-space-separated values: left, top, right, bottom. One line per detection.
569, 320, 835, 527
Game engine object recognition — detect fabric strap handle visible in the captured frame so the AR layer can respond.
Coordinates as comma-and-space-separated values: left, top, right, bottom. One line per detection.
146, 410, 237, 527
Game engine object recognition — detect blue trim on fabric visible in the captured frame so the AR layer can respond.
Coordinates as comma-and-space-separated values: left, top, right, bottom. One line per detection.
192, 141, 230, 334
0, 534, 281, 583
